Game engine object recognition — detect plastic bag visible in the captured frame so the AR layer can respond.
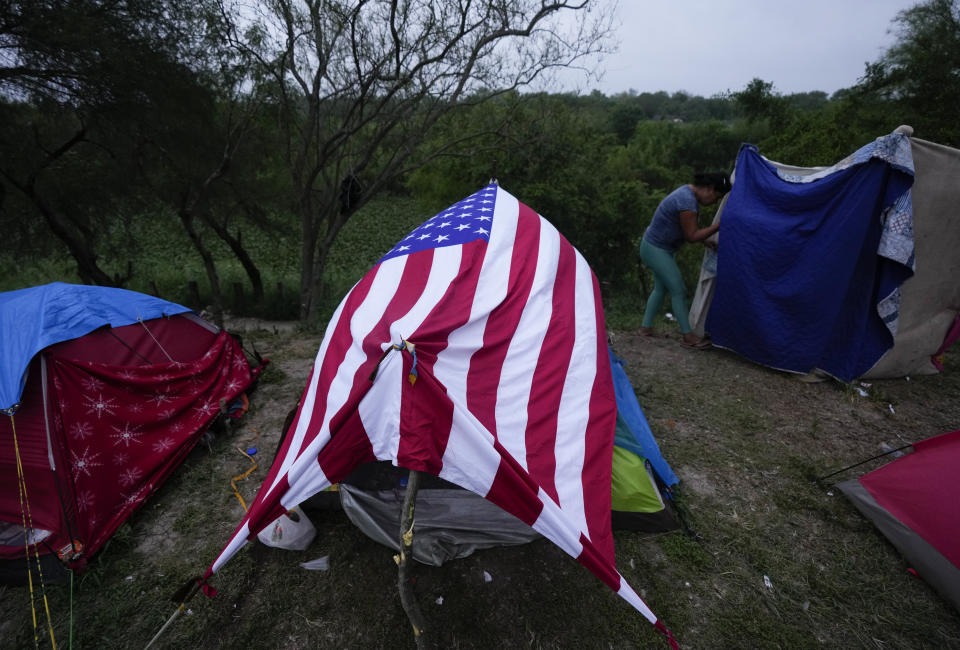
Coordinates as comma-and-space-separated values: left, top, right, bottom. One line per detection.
256, 506, 316, 551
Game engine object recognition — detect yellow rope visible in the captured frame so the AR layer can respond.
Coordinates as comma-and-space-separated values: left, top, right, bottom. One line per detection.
9, 414, 58, 649
230, 428, 260, 512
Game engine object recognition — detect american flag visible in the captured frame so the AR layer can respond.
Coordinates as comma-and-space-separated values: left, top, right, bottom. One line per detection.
204, 184, 675, 645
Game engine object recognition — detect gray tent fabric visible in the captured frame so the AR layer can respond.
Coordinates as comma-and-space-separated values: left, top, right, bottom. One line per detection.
837, 478, 960, 612
339, 484, 540, 567
864, 137, 960, 377
689, 132, 960, 378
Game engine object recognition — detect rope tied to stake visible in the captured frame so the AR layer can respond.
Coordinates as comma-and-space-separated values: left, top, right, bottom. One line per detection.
369, 339, 418, 386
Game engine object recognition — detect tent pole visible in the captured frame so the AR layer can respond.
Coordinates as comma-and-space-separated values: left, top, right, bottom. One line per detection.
397, 469, 428, 649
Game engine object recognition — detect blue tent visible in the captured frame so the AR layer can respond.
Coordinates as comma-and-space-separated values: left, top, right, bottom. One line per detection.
608, 348, 677, 487
0, 283, 190, 413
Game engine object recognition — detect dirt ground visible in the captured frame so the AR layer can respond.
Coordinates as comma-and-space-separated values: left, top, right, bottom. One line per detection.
2, 320, 958, 649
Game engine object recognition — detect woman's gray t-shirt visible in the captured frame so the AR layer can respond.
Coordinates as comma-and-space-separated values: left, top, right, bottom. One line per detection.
642, 185, 698, 252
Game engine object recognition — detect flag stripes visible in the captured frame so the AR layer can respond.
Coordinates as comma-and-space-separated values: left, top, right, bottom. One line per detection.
205, 183, 669, 640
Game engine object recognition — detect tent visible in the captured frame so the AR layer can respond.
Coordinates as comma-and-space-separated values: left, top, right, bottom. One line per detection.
203, 183, 679, 646
838, 429, 960, 613
689, 128, 960, 381
336, 345, 679, 566
0, 283, 261, 575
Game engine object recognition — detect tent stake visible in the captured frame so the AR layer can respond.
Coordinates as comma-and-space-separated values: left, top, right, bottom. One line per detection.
397, 469, 428, 649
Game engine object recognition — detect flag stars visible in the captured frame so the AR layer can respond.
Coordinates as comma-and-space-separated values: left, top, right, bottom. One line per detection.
475, 227, 489, 236
476, 215, 491, 222
438, 221, 452, 228
455, 224, 470, 231
395, 245, 410, 252
418, 233, 432, 240
435, 234, 449, 243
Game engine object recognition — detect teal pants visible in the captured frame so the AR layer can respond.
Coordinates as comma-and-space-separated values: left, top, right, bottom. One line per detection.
639, 238, 692, 333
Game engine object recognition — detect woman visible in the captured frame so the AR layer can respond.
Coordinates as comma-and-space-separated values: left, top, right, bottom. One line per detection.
638, 172, 730, 348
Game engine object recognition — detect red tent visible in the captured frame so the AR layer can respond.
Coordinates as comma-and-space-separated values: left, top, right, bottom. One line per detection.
0, 310, 260, 575
839, 429, 960, 612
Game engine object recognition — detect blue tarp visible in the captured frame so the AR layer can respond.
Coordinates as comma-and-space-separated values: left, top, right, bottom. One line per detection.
706, 136, 915, 382
608, 348, 678, 486
0, 282, 190, 412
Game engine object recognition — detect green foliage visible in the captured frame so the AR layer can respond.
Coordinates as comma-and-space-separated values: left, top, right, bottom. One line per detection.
857, 0, 960, 145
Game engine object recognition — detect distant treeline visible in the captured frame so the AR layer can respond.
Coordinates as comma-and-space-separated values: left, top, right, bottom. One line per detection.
1, 0, 955, 323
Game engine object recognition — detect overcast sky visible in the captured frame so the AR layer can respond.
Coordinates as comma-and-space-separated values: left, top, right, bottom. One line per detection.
551, 0, 919, 97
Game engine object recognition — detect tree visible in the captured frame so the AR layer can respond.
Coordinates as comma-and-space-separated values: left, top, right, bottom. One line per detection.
731, 78, 791, 135
215, 0, 615, 321
858, 0, 960, 145
1, 1, 283, 318
0, 0, 221, 286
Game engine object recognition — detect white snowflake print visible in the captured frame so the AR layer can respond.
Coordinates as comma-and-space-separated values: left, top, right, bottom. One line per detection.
70, 447, 102, 479
84, 393, 118, 419
149, 389, 174, 406
155, 373, 173, 383
81, 375, 105, 392
159, 408, 177, 419
69, 421, 94, 441
152, 437, 176, 453
119, 485, 149, 510
192, 400, 218, 419
76, 490, 95, 512
118, 467, 143, 488
110, 422, 145, 447
168, 422, 185, 435
117, 369, 138, 382
53, 376, 63, 391
223, 379, 243, 395
128, 402, 144, 414
113, 452, 129, 466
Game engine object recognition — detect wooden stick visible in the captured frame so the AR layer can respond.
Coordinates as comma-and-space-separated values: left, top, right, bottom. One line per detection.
397, 469, 428, 649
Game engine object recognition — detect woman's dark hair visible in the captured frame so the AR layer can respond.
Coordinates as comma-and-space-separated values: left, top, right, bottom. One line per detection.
693, 171, 731, 195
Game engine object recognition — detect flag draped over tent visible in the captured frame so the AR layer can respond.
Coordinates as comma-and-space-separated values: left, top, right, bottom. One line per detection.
204, 184, 675, 644
706, 134, 915, 381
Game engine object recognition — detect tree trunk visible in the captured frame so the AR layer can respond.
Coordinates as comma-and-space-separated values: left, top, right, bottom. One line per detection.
203, 219, 264, 304
178, 208, 224, 327
26, 189, 116, 286
297, 191, 318, 321
398, 469, 428, 649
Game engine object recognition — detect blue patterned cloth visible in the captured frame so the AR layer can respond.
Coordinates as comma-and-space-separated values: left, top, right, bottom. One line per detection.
706, 133, 915, 381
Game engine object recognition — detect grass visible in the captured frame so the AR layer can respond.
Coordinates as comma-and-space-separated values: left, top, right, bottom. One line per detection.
4, 330, 958, 649
2, 195, 960, 648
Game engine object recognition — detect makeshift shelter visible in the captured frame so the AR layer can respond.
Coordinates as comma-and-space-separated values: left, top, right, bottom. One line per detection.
203, 184, 678, 646
0, 283, 260, 575
838, 429, 960, 613
336, 346, 679, 566
689, 128, 960, 381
